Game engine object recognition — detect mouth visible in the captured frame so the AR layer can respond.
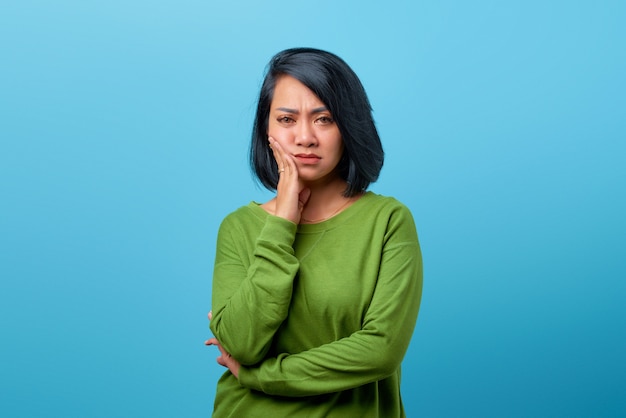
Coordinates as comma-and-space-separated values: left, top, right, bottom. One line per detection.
294, 153, 321, 164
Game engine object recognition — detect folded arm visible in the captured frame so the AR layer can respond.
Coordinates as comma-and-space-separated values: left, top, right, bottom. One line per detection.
238, 238, 423, 397
210, 214, 299, 365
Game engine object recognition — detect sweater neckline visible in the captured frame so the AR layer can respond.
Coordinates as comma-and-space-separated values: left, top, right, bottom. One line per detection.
250, 191, 375, 232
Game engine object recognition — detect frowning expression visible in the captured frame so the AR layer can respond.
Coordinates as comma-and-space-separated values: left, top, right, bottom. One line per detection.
268, 75, 344, 185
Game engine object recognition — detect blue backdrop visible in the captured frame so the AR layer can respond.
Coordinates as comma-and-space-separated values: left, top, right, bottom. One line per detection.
1, 1, 624, 417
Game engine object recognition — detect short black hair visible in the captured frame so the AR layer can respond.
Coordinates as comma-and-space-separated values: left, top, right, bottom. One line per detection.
250, 47, 384, 197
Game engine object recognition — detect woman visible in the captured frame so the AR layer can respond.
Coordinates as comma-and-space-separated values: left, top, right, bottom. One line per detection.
205, 47, 423, 417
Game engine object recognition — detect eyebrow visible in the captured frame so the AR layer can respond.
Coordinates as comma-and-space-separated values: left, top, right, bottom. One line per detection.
275, 106, 328, 114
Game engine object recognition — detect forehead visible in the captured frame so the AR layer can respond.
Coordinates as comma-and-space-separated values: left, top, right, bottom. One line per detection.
271, 75, 325, 106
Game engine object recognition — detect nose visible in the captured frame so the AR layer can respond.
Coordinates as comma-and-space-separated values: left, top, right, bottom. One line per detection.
294, 121, 317, 148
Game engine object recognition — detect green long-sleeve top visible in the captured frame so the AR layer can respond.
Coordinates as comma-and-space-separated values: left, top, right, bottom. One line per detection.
209, 192, 423, 418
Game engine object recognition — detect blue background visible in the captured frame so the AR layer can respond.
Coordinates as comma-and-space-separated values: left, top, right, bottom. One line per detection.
1, 1, 624, 417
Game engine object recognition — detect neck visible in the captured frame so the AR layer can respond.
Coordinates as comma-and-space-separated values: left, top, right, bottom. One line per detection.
300, 179, 359, 224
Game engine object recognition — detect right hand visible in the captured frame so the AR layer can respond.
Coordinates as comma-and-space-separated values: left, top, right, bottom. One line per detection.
269, 136, 311, 223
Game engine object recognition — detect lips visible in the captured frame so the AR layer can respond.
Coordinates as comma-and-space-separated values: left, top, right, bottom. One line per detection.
294, 153, 321, 163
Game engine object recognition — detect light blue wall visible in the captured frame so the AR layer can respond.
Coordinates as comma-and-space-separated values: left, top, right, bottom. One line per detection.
1, 1, 624, 416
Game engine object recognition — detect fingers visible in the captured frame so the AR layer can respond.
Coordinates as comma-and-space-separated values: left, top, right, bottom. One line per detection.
205, 338, 230, 364
268, 137, 283, 172
299, 187, 311, 209
204, 338, 226, 358
269, 136, 309, 223
269, 136, 296, 176
204, 338, 229, 356
205, 337, 218, 346
204, 336, 241, 378
208, 311, 212, 321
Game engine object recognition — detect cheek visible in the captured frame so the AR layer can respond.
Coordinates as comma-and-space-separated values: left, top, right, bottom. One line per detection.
267, 127, 291, 144
334, 135, 345, 154
338, 138, 345, 152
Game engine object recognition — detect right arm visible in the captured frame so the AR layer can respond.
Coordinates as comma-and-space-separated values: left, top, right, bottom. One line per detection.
210, 137, 308, 365
209, 213, 299, 365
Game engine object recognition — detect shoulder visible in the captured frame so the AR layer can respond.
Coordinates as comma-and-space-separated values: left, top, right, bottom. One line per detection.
360, 192, 415, 220
359, 192, 419, 241
219, 202, 267, 232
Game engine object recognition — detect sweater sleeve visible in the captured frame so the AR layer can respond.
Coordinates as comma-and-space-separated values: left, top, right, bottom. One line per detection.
209, 212, 300, 365
238, 206, 423, 396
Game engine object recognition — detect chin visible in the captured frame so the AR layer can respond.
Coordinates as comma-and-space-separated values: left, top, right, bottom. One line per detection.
300, 171, 341, 186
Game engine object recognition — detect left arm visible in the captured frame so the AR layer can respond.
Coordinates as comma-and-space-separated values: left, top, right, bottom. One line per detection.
209, 238, 421, 393
207, 205, 423, 397
237, 236, 422, 397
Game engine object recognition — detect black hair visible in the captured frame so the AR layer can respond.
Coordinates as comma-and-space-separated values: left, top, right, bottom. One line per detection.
250, 47, 384, 197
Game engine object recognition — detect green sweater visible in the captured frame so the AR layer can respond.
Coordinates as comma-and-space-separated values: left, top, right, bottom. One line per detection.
209, 192, 423, 417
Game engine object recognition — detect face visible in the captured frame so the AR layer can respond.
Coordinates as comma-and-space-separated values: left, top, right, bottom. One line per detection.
267, 75, 344, 185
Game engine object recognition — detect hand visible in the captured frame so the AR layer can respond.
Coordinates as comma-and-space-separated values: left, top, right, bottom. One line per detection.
206, 311, 241, 378
205, 337, 241, 379
269, 136, 311, 223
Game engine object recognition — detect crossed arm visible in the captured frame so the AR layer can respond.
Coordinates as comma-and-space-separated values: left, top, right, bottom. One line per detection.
206, 219, 422, 397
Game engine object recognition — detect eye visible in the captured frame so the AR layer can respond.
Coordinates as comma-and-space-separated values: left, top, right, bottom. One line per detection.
315, 116, 334, 125
277, 116, 295, 124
